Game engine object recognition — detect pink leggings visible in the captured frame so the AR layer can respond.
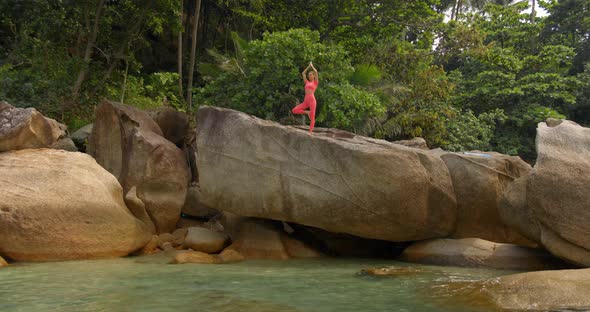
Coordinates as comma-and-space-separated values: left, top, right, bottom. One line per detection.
292, 94, 316, 133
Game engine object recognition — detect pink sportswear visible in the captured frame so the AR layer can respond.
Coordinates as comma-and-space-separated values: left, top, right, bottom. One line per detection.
292, 79, 319, 133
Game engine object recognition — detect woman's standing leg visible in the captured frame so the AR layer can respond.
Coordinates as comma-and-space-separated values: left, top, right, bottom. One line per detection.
308, 98, 316, 133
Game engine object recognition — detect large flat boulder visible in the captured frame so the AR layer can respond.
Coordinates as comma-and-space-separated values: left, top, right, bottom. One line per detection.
482, 268, 590, 311
0, 149, 152, 261
196, 106, 457, 242
0, 101, 67, 152
500, 120, 590, 266
441, 152, 534, 245
89, 101, 189, 233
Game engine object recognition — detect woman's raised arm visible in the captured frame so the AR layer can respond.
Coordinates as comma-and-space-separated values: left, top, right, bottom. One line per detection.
302, 63, 311, 82
310, 62, 319, 82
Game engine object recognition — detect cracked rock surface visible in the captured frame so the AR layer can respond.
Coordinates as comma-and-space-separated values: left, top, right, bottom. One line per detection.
196, 106, 457, 242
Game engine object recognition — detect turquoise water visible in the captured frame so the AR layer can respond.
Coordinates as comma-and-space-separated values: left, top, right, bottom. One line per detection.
0, 253, 513, 312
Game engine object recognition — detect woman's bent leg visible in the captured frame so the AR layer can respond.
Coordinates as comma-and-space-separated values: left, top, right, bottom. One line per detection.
292, 102, 310, 114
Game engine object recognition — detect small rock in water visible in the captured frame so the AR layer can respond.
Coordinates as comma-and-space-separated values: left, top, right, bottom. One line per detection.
360, 266, 424, 277
172, 251, 221, 264
219, 249, 245, 264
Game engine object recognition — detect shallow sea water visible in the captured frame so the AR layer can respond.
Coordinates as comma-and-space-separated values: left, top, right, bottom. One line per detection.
0, 254, 515, 312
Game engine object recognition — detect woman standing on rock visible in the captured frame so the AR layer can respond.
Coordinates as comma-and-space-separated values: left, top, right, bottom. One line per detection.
292, 62, 319, 134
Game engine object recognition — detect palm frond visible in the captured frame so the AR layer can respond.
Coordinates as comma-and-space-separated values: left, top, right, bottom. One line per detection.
348, 64, 382, 87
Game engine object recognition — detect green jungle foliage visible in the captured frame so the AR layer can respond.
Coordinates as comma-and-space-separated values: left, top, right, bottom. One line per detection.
1, 0, 589, 161
197, 29, 384, 132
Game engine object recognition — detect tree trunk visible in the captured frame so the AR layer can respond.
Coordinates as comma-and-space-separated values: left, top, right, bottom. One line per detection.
451, 0, 458, 21
531, 0, 536, 23
89, 5, 152, 98
178, 0, 184, 100
531, 0, 537, 53
186, 0, 202, 110
455, 0, 463, 20
72, 0, 105, 99
74, 1, 90, 58
120, 57, 129, 104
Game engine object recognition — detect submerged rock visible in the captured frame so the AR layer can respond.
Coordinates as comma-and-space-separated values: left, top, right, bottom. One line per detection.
172, 251, 221, 264
441, 152, 534, 245
89, 101, 189, 233
482, 268, 590, 311
0, 149, 152, 261
399, 238, 562, 270
197, 106, 457, 242
360, 266, 425, 277
0, 101, 68, 152
500, 120, 590, 266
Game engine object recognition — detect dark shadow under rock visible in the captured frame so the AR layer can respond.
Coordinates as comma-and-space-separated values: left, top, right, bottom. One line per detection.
288, 223, 410, 258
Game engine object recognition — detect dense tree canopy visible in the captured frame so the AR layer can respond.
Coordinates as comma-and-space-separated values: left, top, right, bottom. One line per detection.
1, 0, 589, 161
